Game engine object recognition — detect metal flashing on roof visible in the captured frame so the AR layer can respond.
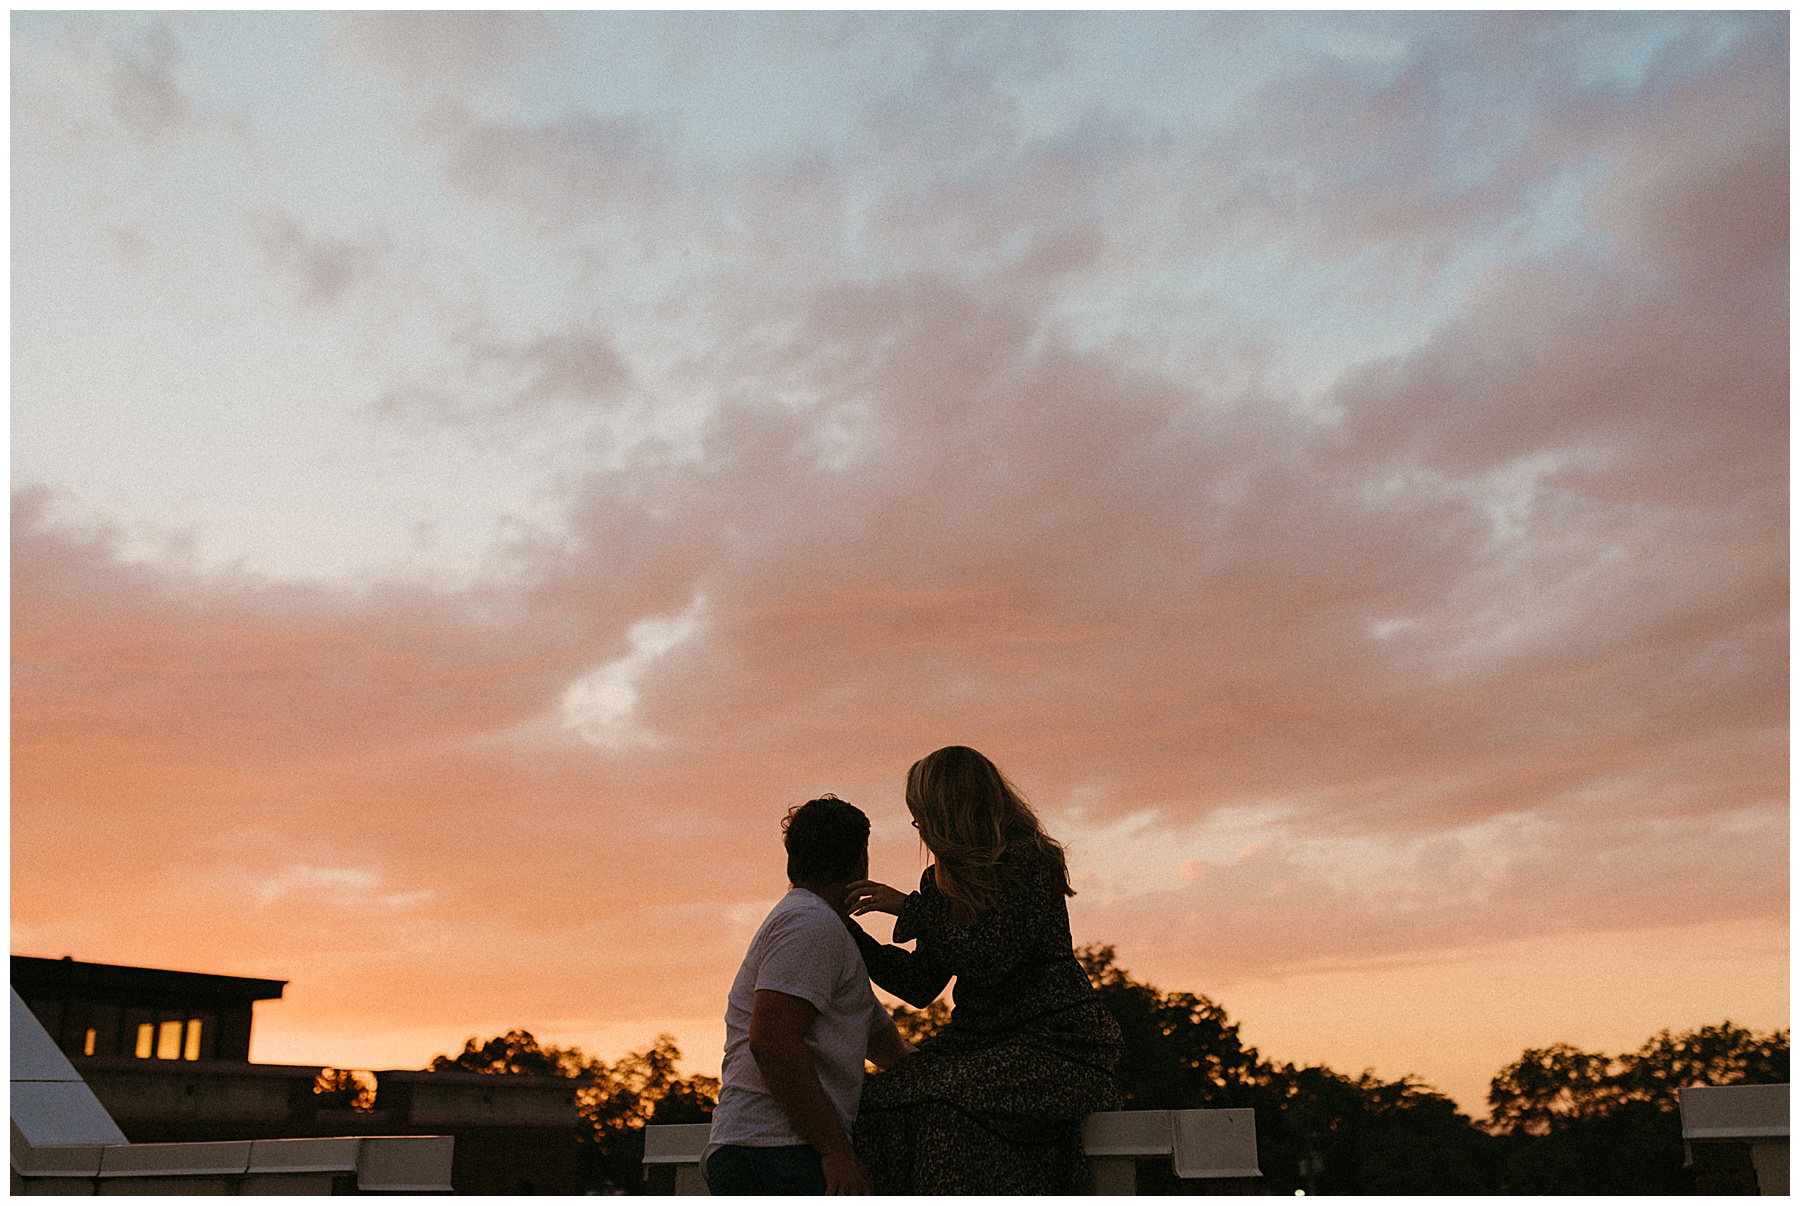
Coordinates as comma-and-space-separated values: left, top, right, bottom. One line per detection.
1172, 1108, 1262, 1179
1679, 1083, 1789, 1140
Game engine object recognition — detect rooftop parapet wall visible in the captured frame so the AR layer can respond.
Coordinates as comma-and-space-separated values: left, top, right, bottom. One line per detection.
13, 1130, 457, 1194
641, 1110, 1263, 1195
75, 1058, 587, 1194
78, 1059, 583, 1136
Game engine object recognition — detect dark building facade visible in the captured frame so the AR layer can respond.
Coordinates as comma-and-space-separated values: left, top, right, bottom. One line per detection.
73, 1058, 585, 1195
12, 954, 285, 1064
11, 954, 586, 1194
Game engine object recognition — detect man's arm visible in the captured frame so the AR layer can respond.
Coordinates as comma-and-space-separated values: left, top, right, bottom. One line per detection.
747, 989, 872, 1195
865, 1013, 915, 1071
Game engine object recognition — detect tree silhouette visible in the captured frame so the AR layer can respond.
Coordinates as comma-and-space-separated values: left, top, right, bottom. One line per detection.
1486, 1042, 1620, 1135
441, 965, 1786, 1193
1489, 1022, 1789, 1136
429, 1028, 586, 1078
892, 943, 1497, 1192
1487, 1021, 1789, 1194
428, 1028, 718, 1193
887, 997, 951, 1046
1617, 1022, 1789, 1108
1076, 944, 1264, 1110
311, 1067, 378, 1112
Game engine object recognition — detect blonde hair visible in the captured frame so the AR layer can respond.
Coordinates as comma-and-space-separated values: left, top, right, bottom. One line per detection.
906, 746, 1073, 917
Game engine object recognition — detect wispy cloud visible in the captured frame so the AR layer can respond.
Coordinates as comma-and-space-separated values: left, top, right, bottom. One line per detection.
562, 596, 708, 747
246, 208, 394, 310
255, 866, 437, 912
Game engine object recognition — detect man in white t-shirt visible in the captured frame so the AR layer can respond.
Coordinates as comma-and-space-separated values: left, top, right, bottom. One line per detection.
705, 796, 913, 1195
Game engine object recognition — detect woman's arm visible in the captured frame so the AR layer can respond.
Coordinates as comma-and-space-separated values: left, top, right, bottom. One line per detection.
846, 919, 953, 1008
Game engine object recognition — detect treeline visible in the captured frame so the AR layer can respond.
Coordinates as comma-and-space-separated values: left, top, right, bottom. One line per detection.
1045, 946, 1789, 1194
427, 1030, 719, 1192
436, 946, 1786, 1194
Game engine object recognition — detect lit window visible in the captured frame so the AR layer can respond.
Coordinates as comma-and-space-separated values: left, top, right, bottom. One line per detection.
156, 1020, 183, 1060
183, 1019, 202, 1061
135, 1023, 154, 1059
84, 1029, 97, 1056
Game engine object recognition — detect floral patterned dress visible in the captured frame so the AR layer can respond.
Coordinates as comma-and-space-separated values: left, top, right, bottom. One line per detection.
848, 848, 1124, 1194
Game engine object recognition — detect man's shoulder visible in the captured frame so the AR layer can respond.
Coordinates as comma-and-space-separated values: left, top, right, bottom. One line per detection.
748, 891, 863, 1001
757, 889, 847, 942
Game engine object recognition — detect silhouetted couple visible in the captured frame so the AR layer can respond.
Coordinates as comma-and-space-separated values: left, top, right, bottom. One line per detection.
704, 745, 1124, 1195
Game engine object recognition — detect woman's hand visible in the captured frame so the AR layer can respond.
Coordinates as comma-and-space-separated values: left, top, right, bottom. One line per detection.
845, 879, 907, 917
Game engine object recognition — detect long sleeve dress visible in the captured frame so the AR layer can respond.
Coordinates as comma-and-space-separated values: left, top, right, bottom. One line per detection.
848, 848, 1124, 1194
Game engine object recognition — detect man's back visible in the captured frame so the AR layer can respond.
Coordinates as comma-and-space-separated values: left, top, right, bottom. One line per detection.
704, 795, 908, 1195
710, 888, 883, 1151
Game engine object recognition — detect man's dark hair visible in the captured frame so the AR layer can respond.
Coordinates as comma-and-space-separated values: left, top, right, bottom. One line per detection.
783, 795, 870, 883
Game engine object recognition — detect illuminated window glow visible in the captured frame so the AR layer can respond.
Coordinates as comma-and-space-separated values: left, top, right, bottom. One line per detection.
156, 1019, 182, 1060
183, 1019, 202, 1061
83, 1029, 97, 1056
135, 1023, 154, 1059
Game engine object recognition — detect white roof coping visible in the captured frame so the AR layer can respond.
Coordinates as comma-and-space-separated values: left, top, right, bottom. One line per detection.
97, 1140, 253, 1177
640, 1109, 1261, 1178
356, 1134, 457, 1192
643, 1122, 714, 1163
1173, 1107, 1261, 1179
9, 1081, 131, 1149
10, 1122, 105, 1178
1679, 1084, 1790, 1140
1081, 1109, 1174, 1156
246, 1136, 362, 1175
11, 989, 88, 1084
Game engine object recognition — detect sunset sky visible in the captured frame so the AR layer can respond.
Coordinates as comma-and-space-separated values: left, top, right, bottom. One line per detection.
11, 11, 1788, 1115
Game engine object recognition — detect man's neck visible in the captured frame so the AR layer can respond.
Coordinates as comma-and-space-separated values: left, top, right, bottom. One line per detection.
791, 880, 851, 917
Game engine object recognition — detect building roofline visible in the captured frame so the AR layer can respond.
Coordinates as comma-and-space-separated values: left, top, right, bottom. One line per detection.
11, 955, 287, 1001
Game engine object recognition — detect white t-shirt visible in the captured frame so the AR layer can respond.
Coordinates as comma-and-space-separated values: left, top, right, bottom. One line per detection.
707, 888, 887, 1156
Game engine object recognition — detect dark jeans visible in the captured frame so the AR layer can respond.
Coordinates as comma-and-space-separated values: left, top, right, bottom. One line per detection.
703, 1144, 827, 1195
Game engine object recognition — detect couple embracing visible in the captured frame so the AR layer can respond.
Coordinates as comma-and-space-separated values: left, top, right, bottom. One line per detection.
704, 746, 1125, 1195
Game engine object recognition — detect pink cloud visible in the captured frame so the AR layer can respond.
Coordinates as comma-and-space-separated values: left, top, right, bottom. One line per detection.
246, 208, 395, 310
332, 12, 549, 92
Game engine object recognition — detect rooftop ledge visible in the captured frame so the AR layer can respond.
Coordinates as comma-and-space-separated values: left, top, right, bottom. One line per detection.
642, 1107, 1262, 1195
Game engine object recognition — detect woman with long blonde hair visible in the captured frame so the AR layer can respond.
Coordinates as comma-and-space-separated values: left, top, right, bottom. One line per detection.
844, 746, 1123, 1194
